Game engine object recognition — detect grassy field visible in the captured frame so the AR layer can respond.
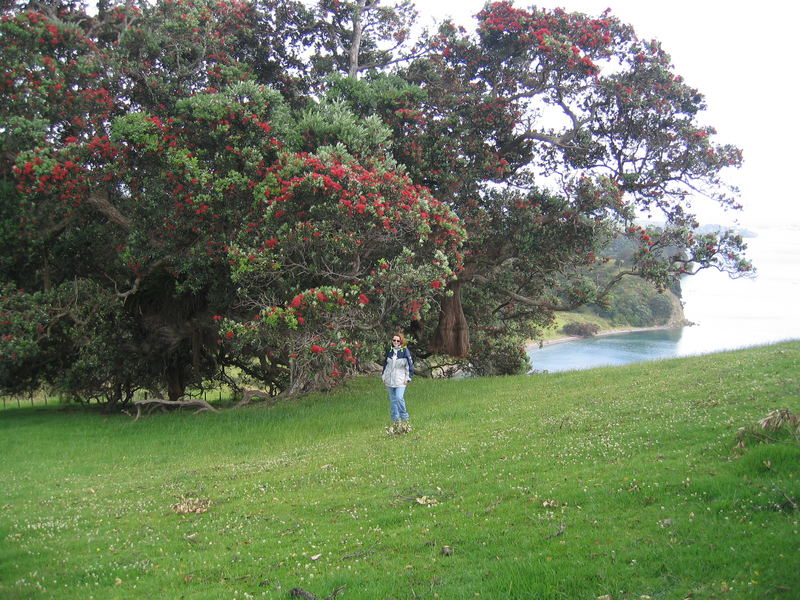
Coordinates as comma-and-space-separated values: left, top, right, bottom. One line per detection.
1, 342, 799, 600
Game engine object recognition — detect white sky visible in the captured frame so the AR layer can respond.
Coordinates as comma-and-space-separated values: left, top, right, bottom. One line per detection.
418, 0, 800, 229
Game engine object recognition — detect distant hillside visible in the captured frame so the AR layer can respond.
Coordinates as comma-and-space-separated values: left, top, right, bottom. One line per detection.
694, 223, 758, 237
548, 231, 690, 339
542, 221, 755, 340
636, 220, 757, 238
551, 282, 687, 340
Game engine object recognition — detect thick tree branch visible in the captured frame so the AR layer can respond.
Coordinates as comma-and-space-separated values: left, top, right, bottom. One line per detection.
87, 190, 131, 229
524, 129, 578, 149
356, 46, 430, 72
470, 274, 573, 311
470, 267, 641, 314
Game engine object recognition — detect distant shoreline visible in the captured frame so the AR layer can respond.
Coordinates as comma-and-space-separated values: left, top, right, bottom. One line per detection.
526, 324, 687, 351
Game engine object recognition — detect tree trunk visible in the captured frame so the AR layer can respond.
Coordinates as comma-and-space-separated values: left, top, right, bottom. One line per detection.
347, 0, 368, 79
430, 280, 470, 357
192, 326, 201, 379
165, 362, 185, 402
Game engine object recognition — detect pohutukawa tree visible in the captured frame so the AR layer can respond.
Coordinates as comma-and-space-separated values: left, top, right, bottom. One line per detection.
0, 0, 749, 406
385, 1, 750, 368
223, 140, 463, 395
0, 0, 460, 404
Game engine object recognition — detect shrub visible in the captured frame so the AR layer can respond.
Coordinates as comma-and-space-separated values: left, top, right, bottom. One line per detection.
466, 334, 531, 376
562, 322, 600, 337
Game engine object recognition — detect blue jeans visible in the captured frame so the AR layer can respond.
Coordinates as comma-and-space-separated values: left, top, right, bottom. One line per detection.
388, 386, 409, 422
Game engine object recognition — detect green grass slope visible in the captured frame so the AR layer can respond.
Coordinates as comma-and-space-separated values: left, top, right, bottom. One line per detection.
2, 342, 799, 600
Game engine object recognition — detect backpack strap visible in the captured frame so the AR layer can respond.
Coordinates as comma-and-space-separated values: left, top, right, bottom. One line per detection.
403, 348, 414, 379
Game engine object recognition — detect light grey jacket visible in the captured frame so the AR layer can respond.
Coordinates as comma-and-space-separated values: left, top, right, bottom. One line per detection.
381, 347, 413, 387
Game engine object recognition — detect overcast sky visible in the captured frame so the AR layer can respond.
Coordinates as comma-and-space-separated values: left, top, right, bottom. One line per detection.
417, 0, 800, 229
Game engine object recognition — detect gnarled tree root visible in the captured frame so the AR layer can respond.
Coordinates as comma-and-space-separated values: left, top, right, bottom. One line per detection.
133, 397, 218, 420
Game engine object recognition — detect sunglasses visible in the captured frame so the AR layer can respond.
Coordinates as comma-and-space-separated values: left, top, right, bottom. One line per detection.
392, 338, 401, 343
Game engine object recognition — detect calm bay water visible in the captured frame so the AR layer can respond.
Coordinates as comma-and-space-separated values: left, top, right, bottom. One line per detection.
527, 227, 800, 373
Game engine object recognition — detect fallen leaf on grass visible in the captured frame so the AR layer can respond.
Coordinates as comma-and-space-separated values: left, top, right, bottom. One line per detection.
416, 496, 438, 506
290, 585, 346, 599
545, 523, 566, 539
171, 497, 210, 514
759, 408, 799, 430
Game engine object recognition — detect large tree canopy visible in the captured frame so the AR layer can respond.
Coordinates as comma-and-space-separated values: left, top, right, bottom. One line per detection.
0, 0, 749, 405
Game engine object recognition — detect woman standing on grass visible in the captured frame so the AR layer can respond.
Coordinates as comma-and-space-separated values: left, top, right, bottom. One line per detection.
382, 333, 414, 433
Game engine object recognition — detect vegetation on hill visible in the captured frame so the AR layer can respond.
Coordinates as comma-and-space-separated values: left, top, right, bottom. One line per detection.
1, 342, 798, 599
551, 231, 690, 339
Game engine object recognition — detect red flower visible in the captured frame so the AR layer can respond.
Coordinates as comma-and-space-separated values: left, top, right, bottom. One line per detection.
431, 280, 443, 290
212, 315, 223, 321
310, 344, 325, 354
358, 293, 369, 305
225, 331, 235, 338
